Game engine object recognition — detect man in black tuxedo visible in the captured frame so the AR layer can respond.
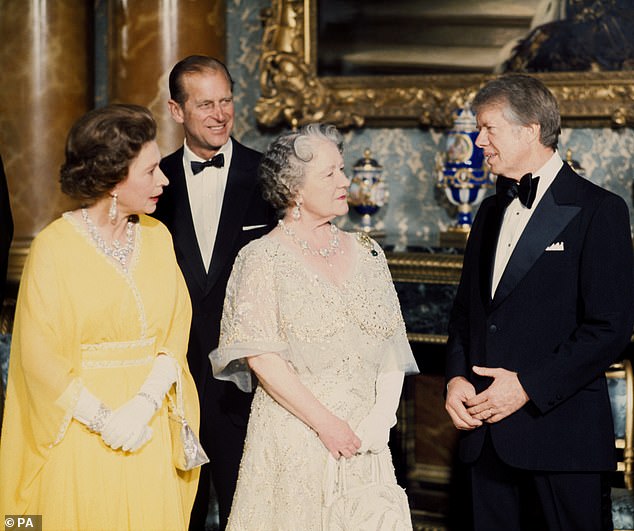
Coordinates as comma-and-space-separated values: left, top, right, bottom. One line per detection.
445, 74, 634, 530
0, 155, 13, 310
154, 55, 276, 530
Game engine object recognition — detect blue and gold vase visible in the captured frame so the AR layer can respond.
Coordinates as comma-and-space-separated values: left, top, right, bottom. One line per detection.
348, 148, 388, 235
436, 103, 493, 246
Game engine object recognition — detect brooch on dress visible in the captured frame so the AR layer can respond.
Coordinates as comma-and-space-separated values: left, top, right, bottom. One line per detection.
357, 233, 379, 256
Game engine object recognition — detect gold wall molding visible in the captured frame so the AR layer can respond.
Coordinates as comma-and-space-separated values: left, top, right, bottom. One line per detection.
7, 239, 30, 285
386, 252, 463, 285
255, 0, 634, 129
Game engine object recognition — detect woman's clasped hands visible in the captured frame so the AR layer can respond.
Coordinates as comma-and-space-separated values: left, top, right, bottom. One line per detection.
100, 395, 155, 452
317, 414, 361, 459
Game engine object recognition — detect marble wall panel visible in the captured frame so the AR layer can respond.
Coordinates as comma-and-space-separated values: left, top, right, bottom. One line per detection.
0, 1, 89, 240
109, 0, 226, 157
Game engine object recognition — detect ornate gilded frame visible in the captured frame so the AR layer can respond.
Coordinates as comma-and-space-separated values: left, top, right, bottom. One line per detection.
255, 0, 634, 129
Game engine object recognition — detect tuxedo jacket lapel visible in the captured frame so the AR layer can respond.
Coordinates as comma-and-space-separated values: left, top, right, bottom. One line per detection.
162, 150, 208, 292
478, 201, 504, 309
206, 142, 257, 292
492, 166, 580, 308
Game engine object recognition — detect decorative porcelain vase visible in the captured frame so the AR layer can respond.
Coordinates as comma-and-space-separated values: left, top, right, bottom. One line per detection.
565, 148, 586, 177
348, 148, 388, 234
436, 103, 493, 246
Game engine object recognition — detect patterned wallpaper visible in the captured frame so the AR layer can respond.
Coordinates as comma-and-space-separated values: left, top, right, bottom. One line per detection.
227, 0, 634, 243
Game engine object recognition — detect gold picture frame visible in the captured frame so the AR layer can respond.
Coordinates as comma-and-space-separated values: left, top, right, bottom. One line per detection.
255, 0, 634, 129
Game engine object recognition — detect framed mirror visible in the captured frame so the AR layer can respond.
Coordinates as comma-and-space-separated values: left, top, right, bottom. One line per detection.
255, 0, 634, 129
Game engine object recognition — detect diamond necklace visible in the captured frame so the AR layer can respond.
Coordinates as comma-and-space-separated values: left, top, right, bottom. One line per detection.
278, 219, 341, 266
81, 208, 135, 271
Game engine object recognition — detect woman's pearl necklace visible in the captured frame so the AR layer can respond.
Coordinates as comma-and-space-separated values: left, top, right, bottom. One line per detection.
81, 208, 135, 271
278, 219, 341, 266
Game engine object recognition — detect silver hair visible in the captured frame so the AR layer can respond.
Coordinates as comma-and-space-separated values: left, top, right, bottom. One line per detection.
472, 74, 561, 150
259, 123, 343, 217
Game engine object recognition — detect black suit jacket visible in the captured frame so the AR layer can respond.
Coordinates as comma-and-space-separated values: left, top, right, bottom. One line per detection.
0, 155, 13, 308
446, 163, 634, 471
154, 139, 276, 425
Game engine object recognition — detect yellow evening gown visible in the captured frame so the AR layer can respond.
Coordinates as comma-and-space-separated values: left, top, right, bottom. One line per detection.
0, 213, 199, 531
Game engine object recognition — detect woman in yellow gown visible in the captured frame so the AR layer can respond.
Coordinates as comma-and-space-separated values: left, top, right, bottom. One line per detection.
0, 104, 201, 530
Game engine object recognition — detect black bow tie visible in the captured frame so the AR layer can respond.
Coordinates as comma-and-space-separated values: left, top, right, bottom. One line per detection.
191, 153, 224, 174
496, 173, 540, 209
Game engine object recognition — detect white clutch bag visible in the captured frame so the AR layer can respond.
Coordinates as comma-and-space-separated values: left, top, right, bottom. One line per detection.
322, 451, 412, 530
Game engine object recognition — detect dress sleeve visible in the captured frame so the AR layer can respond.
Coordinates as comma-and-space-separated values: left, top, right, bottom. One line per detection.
367, 236, 419, 376
155, 221, 193, 368
9, 231, 81, 448
155, 226, 198, 428
211, 242, 288, 392
141, 221, 200, 433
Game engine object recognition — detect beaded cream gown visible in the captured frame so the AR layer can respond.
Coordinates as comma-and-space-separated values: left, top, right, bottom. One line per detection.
213, 232, 419, 531
0, 214, 199, 531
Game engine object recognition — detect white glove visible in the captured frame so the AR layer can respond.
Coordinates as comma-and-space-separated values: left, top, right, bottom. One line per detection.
101, 354, 178, 452
73, 386, 112, 434
356, 371, 404, 454
101, 395, 155, 451
137, 354, 178, 408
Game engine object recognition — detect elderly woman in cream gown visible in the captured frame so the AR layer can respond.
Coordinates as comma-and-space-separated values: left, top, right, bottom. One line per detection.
212, 123, 419, 530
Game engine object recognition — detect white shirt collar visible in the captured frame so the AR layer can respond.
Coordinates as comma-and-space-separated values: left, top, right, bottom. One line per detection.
529, 150, 563, 210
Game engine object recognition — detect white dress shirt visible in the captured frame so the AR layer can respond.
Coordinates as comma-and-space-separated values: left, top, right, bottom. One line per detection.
183, 138, 233, 271
491, 151, 563, 298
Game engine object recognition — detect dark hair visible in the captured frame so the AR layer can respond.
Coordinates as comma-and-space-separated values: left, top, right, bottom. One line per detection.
60, 104, 157, 203
168, 55, 234, 106
472, 73, 561, 150
259, 123, 343, 217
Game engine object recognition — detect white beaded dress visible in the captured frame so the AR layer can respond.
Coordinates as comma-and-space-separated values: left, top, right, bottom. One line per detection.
212, 232, 419, 531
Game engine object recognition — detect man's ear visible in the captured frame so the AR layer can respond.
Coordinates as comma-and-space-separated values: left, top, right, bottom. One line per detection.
167, 99, 185, 124
525, 122, 541, 145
